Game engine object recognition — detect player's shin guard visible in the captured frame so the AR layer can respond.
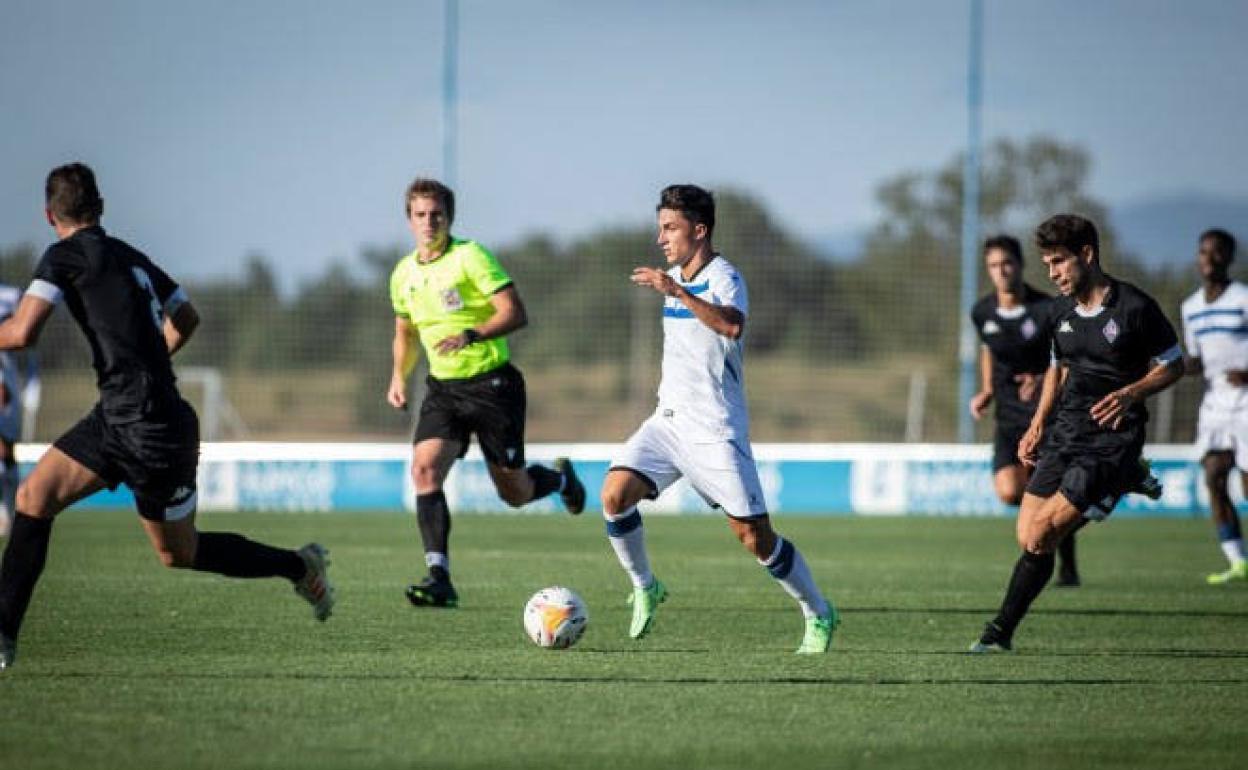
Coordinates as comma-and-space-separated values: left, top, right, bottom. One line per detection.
191, 532, 305, 581
525, 465, 562, 502
991, 550, 1055, 637
417, 490, 452, 578
761, 537, 831, 619
0, 513, 53, 640
605, 508, 653, 588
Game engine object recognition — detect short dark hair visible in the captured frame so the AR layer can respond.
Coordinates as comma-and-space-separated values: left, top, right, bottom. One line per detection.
657, 184, 715, 235
1201, 228, 1237, 261
1035, 214, 1099, 260
983, 234, 1023, 266
405, 178, 455, 224
46, 162, 103, 224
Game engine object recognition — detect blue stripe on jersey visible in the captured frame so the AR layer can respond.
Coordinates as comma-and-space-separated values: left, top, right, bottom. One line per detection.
663, 307, 695, 319
724, 357, 739, 383
683, 281, 710, 295
1194, 325, 1248, 337
1187, 308, 1244, 322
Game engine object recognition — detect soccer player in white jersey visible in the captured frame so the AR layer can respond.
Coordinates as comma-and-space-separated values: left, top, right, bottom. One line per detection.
599, 185, 838, 653
1181, 228, 1248, 584
0, 283, 30, 537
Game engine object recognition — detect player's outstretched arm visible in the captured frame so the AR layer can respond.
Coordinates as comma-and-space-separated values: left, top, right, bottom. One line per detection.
389, 317, 421, 410
163, 301, 199, 356
0, 295, 55, 352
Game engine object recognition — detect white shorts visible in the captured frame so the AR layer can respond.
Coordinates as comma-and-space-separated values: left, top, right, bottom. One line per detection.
1196, 400, 1248, 470
611, 410, 767, 518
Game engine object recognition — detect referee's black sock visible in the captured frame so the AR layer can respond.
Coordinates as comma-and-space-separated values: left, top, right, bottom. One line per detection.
417, 490, 451, 575
526, 465, 562, 502
1058, 532, 1078, 575
0, 512, 54, 640
192, 532, 305, 581
991, 550, 1055, 638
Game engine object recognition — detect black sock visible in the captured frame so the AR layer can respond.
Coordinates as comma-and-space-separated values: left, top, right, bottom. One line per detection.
417, 490, 451, 570
191, 532, 305, 581
1058, 533, 1078, 574
0, 512, 54, 640
991, 550, 1055, 637
526, 465, 562, 502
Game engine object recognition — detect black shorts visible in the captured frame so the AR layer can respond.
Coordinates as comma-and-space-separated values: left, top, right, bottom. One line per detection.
992, 417, 1030, 472
54, 399, 200, 522
414, 363, 526, 469
1025, 413, 1145, 515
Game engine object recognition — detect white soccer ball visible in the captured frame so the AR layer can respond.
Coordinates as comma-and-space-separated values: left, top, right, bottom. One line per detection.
523, 586, 589, 649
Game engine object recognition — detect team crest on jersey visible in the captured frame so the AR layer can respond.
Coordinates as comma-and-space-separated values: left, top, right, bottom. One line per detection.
1102, 318, 1120, 344
982, 320, 1001, 335
440, 287, 464, 312
1021, 318, 1037, 340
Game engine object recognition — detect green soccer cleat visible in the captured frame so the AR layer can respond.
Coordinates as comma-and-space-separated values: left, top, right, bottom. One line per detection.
795, 608, 840, 654
1206, 562, 1248, 585
629, 578, 667, 639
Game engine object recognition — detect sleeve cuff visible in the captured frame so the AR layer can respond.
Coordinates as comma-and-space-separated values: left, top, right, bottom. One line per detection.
1153, 344, 1183, 367
26, 279, 63, 304
163, 286, 189, 316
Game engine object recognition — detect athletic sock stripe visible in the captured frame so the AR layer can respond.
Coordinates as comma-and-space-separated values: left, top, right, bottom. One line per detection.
1217, 522, 1243, 542
765, 539, 796, 580
605, 510, 642, 537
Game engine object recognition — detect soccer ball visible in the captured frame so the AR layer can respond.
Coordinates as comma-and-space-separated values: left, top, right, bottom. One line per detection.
523, 586, 588, 649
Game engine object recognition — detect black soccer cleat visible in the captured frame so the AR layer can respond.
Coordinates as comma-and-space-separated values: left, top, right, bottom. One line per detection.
968, 622, 1013, 654
554, 457, 586, 515
405, 575, 459, 608
1055, 568, 1082, 588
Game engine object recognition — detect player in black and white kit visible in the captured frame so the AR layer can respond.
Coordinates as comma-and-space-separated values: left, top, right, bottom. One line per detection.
0, 163, 334, 671
969, 235, 1085, 585
971, 214, 1183, 653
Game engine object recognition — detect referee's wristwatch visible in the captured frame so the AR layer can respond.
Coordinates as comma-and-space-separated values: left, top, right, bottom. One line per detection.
462, 328, 482, 345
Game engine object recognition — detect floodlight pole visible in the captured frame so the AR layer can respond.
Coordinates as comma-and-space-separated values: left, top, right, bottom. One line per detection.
442, 0, 459, 189
957, 0, 983, 444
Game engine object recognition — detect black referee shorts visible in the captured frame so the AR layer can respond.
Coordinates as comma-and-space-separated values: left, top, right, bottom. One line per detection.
54, 399, 200, 522
414, 363, 527, 469
1025, 414, 1145, 515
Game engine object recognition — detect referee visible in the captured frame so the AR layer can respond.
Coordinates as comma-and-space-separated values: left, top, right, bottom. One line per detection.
387, 178, 585, 609
971, 214, 1183, 653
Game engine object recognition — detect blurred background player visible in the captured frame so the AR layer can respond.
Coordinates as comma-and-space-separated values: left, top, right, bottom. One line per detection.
0, 283, 28, 536
599, 184, 838, 654
387, 178, 585, 609
0, 163, 334, 671
971, 214, 1183, 653
968, 234, 1083, 585
1180, 228, 1248, 585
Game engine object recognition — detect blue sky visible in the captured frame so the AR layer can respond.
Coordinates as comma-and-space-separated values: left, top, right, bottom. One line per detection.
2, 0, 1245, 289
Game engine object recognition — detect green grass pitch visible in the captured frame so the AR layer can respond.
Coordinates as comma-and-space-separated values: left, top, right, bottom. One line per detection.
0, 510, 1243, 769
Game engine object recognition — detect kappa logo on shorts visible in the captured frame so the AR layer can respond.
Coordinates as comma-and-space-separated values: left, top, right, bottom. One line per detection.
1103, 318, 1120, 344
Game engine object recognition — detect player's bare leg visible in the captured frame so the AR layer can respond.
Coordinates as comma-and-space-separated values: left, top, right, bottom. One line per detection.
0, 448, 106, 669
601, 469, 665, 638
1202, 452, 1247, 583
993, 465, 1028, 506
407, 437, 462, 607
973, 491, 1083, 652
728, 514, 837, 653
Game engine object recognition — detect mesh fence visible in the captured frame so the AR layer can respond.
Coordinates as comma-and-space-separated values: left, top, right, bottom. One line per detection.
0, 192, 1216, 446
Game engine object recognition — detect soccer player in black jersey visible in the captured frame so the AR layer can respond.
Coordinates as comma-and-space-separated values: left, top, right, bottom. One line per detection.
0, 163, 334, 671
969, 235, 1082, 585
971, 214, 1183, 653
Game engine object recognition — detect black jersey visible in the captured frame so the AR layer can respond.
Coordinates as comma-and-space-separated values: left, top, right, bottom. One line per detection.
971, 285, 1054, 424
31, 226, 185, 423
1050, 278, 1180, 425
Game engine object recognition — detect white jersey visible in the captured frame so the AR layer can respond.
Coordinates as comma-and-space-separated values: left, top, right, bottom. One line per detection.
1182, 281, 1248, 413
655, 255, 750, 440
0, 285, 20, 396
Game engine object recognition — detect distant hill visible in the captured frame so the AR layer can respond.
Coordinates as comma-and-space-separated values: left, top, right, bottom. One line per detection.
811, 192, 1248, 267
1112, 193, 1248, 269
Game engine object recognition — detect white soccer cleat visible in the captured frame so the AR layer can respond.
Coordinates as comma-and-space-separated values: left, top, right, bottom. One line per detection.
294, 543, 335, 622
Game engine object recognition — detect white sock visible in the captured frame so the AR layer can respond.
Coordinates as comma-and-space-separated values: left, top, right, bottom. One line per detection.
605, 507, 653, 589
425, 551, 449, 571
761, 537, 830, 619
1221, 538, 1246, 566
